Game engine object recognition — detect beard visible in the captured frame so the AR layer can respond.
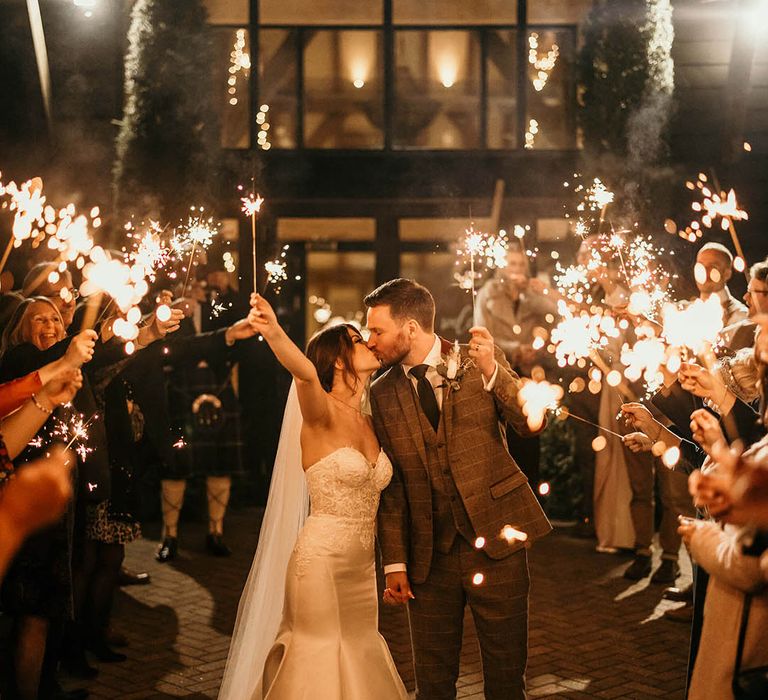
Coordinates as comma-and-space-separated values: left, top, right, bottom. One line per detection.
376, 329, 411, 369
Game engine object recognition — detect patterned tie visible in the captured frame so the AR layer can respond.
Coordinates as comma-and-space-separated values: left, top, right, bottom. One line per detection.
409, 364, 440, 432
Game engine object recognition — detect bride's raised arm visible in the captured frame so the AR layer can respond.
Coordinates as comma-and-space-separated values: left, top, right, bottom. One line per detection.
248, 293, 330, 426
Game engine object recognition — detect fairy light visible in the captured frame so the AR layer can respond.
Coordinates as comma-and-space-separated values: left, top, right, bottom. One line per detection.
528, 32, 560, 92
474, 537, 486, 549
472, 572, 485, 585
524, 118, 539, 149
228, 28, 250, 108
256, 104, 271, 150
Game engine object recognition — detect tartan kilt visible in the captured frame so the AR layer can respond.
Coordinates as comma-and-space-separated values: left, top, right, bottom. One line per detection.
165, 362, 244, 479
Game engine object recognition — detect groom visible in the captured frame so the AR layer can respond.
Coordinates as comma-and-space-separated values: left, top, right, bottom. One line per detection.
365, 278, 551, 700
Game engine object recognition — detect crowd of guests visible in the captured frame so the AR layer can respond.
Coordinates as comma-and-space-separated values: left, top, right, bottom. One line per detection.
2, 234, 768, 699
476, 238, 768, 698
0, 260, 264, 700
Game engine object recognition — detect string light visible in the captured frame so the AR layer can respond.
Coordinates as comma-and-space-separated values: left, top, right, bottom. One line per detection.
228, 29, 250, 108
528, 32, 560, 92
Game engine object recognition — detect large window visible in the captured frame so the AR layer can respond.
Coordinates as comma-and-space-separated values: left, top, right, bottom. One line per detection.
304, 30, 384, 148
394, 30, 481, 149
210, 1, 580, 151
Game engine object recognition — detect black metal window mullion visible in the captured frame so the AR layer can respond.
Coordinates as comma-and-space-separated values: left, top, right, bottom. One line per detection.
383, 0, 393, 150
296, 28, 305, 148
516, 0, 528, 150
480, 28, 488, 149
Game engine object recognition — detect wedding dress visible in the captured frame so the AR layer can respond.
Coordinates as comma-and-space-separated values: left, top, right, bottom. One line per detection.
220, 382, 407, 700
257, 446, 408, 699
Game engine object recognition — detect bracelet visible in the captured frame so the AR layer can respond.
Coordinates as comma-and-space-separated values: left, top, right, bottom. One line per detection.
31, 393, 53, 415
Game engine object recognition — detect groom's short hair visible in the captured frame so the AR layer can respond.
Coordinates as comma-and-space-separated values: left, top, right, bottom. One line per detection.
364, 278, 435, 332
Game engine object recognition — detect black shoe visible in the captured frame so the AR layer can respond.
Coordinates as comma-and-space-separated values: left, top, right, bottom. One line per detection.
117, 566, 151, 586
59, 653, 99, 680
663, 583, 693, 603
623, 554, 652, 581
206, 533, 232, 557
156, 537, 178, 562
86, 636, 127, 663
651, 559, 680, 585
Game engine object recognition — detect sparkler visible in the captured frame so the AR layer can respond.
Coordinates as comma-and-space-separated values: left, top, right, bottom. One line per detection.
0, 175, 45, 275
662, 295, 723, 357
241, 192, 264, 294
261, 243, 290, 294
456, 225, 492, 325
179, 208, 219, 298
518, 377, 564, 432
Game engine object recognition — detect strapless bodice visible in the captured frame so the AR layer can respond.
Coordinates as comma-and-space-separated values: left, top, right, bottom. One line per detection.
305, 446, 392, 521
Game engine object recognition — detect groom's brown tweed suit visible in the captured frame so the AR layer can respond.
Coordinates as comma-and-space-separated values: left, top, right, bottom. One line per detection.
372, 340, 551, 700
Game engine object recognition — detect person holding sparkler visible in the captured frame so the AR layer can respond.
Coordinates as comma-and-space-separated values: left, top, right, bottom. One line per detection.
149, 279, 260, 562
476, 243, 558, 486
0, 298, 97, 700
365, 278, 551, 700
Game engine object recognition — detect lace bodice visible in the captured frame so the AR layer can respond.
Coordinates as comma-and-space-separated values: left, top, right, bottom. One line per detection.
306, 446, 392, 521
291, 447, 392, 576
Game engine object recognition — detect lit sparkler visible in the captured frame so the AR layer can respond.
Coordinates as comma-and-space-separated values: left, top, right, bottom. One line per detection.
241, 192, 264, 293
662, 295, 724, 357
518, 377, 564, 432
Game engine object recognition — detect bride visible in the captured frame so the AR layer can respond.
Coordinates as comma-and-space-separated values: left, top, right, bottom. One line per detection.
219, 294, 408, 700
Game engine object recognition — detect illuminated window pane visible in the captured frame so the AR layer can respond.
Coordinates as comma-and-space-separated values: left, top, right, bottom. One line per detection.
394, 30, 481, 149
260, 30, 298, 149
400, 252, 473, 340
261, 0, 382, 25
306, 252, 375, 336
394, 0, 516, 25
303, 31, 384, 149
214, 28, 250, 149
487, 30, 517, 149
525, 29, 576, 150
204, 0, 248, 24
528, 0, 593, 24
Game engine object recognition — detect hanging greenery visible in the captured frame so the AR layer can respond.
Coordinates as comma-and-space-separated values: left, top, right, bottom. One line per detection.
113, 0, 219, 222
578, 0, 675, 222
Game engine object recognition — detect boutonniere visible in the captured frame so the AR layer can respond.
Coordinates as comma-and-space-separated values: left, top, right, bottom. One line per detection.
436, 340, 475, 391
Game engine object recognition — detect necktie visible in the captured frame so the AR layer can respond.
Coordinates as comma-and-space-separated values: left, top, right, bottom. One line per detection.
409, 364, 440, 432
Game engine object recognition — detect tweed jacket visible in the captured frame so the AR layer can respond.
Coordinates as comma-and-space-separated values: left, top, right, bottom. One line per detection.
371, 339, 552, 584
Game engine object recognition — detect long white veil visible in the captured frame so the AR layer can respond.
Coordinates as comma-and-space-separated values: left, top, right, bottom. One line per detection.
219, 382, 308, 699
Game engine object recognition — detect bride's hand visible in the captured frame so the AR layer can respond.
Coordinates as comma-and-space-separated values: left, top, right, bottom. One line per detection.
248, 294, 280, 338
383, 572, 415, 606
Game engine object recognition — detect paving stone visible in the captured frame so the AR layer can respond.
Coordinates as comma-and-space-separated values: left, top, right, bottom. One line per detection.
60, 509, 689, 699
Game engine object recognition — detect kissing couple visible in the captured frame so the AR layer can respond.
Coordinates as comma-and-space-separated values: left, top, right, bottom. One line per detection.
219, 278, 551, 700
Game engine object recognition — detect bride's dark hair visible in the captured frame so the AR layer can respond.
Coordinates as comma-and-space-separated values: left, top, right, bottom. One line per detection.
306, 323, 363, 393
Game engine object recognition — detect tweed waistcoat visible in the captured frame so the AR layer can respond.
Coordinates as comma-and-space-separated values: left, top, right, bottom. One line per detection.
409, 384, 475, 553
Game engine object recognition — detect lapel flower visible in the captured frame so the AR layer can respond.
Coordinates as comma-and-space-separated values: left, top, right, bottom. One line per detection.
436, 340, 475, 392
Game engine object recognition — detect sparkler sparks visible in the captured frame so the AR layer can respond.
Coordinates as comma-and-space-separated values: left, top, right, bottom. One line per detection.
241, 193, 264, 217
518, 377, 564, 432
662, 295, 724, 356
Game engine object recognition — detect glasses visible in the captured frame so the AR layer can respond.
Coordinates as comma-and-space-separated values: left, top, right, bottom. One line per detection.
47, 288, 80, 302
747, 288, 768, 296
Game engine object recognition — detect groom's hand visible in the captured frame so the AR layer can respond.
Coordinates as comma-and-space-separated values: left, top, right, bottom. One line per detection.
468, 326, 497, 380
383, 572, 415, 606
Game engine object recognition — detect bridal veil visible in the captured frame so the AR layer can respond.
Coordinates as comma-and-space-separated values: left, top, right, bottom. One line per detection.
219, 382, 308, 700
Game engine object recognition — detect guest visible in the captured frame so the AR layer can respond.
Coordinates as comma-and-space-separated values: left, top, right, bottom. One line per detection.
476, 244, 558, 484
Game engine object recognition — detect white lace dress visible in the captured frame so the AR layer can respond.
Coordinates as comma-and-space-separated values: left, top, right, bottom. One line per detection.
257, 447, 408, 699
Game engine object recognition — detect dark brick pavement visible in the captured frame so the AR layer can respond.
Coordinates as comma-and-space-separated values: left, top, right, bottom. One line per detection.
62, 510, 691, 699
